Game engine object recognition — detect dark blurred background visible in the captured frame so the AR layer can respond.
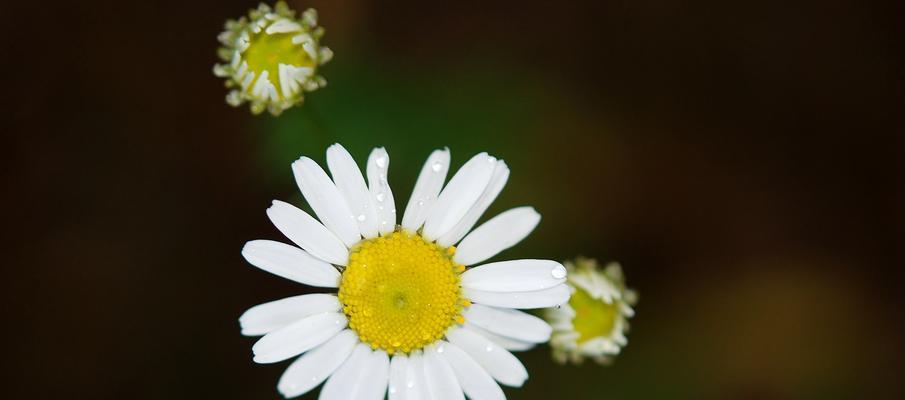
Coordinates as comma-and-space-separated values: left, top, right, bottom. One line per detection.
5, 0, 904, 398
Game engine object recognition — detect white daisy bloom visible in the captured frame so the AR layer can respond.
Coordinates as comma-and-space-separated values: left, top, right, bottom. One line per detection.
241, 144, 570, 399
214, 1, 332, 115
544, 258, 638, 365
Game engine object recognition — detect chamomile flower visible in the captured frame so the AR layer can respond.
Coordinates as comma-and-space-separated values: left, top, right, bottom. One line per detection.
214, 1, 333, 115
544, 258, 637, 365
240, 144, 570, 399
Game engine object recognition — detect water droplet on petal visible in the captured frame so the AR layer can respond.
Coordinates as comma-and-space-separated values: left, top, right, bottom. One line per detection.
406, 380, 415, 389
375, 192, 386, 202
357, 214, 366, 222
376, 156, 387, 168
436, 344, 445, 353
431, 161, 443, 172
551, 265, 567, 279
485, 344, 494, 352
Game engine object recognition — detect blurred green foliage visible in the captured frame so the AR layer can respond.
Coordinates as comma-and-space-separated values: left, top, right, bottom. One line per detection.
255, 52, 539, 185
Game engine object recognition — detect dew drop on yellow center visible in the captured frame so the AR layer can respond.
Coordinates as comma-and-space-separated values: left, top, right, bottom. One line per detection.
338, 231, 467, 354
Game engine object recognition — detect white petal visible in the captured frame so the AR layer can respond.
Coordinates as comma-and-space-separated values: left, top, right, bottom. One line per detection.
242, 239, 341, 286
319, 343, 371, 400
463, 303, 551, 343
388, 355, 409, 400
423, 345, 464, 400
405, 352, 431, 400
437, 160, 509, 247
266, 19, 302, 34
327, 144, 380, 239
623, 303, 636, 318
454, 207, 541, 266
277, 329, 358, 398
464, 284, 571, 309
252, 312, 347, 364
547, 304, 576, 331
367, 147, 397, 235
463, 322, 536, 352
265, 201, 349, 266
239, 294, 340, 336
402, 149, 450, 232
423, 153, 496, 240
445, 327, 528, 387
292, 157, 361, 247
439, 341, 505, 400
357, 350, 390, 400
461, 260, 566, 292
580, 337, 621, 355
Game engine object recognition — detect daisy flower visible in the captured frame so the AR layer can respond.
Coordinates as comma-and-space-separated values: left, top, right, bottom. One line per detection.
214, 1, 332, 115
240, 144, 570, 399
544, 258, 637, 365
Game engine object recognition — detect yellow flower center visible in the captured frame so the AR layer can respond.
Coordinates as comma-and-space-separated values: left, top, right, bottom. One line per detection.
570, 287, 619, 343
338, 232, 466, 354
243, 29, 315, 98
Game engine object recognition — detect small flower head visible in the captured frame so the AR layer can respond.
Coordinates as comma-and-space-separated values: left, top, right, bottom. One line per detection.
214, 1, 333, 116
544, 257, 638, 365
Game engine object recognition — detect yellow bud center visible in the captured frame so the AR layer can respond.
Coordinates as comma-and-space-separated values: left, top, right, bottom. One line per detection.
338, 232, 466, 354
243, 29, 314, 98
570, 287, 619, 343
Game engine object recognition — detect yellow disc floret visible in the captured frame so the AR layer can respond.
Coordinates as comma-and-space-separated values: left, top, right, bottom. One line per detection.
242, 29, 316, 99
569, 286, 619, 343
338, 231, 466, 354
